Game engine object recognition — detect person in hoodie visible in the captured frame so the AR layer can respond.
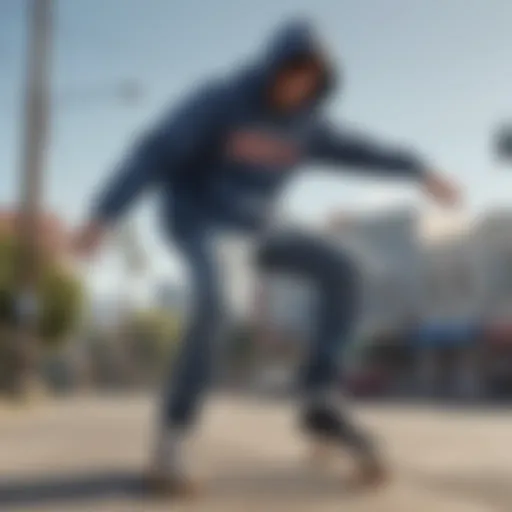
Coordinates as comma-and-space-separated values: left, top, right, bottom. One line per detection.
74, 20, 459, 493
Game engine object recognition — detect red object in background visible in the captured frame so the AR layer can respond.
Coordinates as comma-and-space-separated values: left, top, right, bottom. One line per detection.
345, 368, 389, 397
485, 323, 512, 346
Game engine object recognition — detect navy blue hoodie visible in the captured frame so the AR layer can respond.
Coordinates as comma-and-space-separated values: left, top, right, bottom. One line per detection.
92, 20, 428, 237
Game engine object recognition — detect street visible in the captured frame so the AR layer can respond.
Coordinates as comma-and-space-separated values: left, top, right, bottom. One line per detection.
0, 394, 511, 511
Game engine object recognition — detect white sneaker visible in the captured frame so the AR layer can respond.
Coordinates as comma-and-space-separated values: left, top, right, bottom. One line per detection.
147, 427, 199, 497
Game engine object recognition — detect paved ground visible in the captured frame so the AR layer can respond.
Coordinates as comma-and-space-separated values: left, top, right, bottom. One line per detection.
0, 394, 511, 512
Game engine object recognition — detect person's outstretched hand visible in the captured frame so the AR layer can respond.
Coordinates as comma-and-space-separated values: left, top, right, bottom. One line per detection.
72, 221, 107, 260
421, 171, 462, 208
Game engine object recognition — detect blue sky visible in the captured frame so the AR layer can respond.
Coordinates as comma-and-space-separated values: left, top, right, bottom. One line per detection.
2, 0, 512, 300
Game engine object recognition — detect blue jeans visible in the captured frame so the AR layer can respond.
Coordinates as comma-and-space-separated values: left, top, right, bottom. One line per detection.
163, 228, 360, 428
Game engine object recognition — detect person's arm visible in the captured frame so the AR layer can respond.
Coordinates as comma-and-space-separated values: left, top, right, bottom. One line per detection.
308, 119, 460, 206
74, 83, 229, 256
92, 83, 229, 225
90, 138, 160, 227
309, 119, 428, 179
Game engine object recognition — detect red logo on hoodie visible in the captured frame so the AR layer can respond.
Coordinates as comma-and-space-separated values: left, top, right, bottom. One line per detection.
225, 130, 300, 167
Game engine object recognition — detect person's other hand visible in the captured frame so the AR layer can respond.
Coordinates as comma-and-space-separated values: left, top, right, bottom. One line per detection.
422, 171, 461, 208
72, 221, 106, 260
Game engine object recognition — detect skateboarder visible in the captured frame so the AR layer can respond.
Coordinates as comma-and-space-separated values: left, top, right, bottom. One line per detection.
73, 19, 460, 494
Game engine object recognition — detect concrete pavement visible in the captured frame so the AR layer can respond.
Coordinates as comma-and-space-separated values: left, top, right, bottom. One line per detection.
0, 394, 511, 511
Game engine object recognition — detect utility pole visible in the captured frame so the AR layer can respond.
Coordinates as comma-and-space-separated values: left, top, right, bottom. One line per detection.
9, 0, 145, 396
14, 0, 53, 395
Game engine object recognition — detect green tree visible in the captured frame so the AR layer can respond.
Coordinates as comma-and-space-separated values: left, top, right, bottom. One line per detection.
0, 232, 84, 345
0, 232, 84, 394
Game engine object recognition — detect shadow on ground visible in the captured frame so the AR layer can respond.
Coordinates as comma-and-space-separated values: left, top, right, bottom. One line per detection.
0, 471, 146, 509
0, 466, 355, 508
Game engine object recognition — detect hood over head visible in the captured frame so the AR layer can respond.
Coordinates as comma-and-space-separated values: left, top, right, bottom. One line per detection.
248, 19, 338, 113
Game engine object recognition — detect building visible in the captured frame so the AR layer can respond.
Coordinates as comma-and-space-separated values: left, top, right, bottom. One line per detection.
472, 209, 512, 396
328, 207, 422, 338
413, 209, 512, 399
472, 209, 512, 323
420, 233, 481, 324
414, 232, 483, 399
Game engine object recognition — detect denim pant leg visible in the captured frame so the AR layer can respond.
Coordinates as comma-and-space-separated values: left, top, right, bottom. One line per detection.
256, 229, 360, 394
163, 232, 224, 429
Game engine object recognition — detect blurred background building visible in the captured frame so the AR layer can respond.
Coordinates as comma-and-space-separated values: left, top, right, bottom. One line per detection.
252, 206, 512, 401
